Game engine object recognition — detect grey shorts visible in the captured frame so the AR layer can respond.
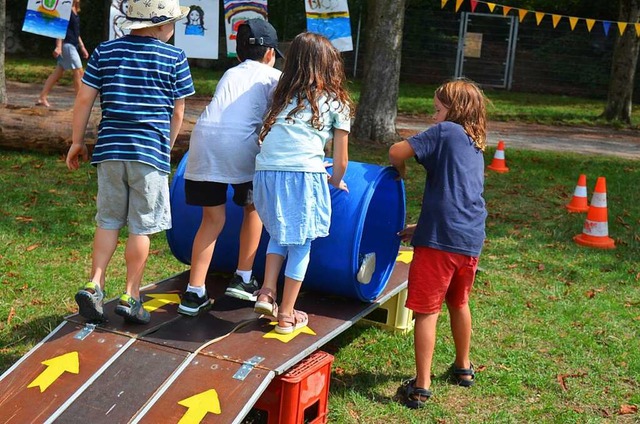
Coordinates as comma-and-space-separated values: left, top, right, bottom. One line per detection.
57, 43, 82, 70
96, 161, 171, 235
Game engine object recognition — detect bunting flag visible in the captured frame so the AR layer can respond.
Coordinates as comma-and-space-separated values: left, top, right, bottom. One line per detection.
518, 9, 527, 23
175, 0, 220, 59
569, 17, 578, 30
22, 0, 72, 39
305, 0, 353, 52
441, 0, 640, 37
223, 0, 269, 57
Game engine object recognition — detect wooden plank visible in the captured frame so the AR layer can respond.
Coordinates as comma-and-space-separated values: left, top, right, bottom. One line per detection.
197, 261, 410, 374
141, 295, 260, 353
133, 354, 275, 424
0, 321, 132, 424
53, 341, 189, 424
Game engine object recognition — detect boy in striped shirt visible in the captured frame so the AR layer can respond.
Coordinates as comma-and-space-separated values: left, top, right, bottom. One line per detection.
66, 0, 195, 325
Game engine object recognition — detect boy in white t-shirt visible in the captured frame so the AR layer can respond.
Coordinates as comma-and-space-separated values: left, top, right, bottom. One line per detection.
178, 19, 283, 316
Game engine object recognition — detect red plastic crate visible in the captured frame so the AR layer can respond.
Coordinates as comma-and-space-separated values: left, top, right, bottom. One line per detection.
251, 350, 334, 424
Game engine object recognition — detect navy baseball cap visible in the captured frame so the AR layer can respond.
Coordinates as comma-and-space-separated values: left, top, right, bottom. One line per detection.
245, 18, 284, 58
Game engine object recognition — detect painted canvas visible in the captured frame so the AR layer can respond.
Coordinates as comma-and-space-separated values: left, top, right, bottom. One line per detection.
305, 0, 353, 52
175, 0, 220, 59
109, 0, 130, 40
223, 0, 269, 57
22, 0, 73, 40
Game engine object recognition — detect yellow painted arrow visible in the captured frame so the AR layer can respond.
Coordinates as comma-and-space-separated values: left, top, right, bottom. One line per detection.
263, 322, 316, 343
396, 251, 414, 264
178, 389, 221, 424
27, 351, 79, 392
143, 293, 181, 312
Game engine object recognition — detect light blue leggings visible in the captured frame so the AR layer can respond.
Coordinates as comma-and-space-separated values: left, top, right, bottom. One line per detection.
266, 238, 312, 282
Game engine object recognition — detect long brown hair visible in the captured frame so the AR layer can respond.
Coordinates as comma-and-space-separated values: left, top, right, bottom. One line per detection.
435, 79, 488, 151
259, 32, 354, 141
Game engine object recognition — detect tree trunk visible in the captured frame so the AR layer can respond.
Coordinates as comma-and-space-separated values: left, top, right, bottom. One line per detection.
0, 0, 7, 105
601, 0, 640, 124
352, 0, 406, 144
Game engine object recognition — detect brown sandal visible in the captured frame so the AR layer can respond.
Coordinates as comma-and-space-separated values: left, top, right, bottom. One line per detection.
254, 287, 278, 317
275, 309, 308, 335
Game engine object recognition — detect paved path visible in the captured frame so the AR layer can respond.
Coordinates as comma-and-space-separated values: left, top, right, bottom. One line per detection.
3, 81, 640, 160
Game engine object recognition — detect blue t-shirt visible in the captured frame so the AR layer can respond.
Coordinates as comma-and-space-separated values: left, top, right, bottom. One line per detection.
63, 11, 80, 47
407, 121, 487, 257
255, 96, 351, 173
82, 35, 195, 173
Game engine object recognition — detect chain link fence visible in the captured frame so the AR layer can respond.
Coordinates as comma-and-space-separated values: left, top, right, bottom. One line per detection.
5, 0, 637, 100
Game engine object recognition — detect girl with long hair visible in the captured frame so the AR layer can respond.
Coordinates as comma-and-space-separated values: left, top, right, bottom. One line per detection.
252, 32, 354, 334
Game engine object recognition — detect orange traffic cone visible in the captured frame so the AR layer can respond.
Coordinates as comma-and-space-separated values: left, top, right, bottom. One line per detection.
566, 174, 589, 213
573, 176, 615, 249
487, 140, 509, 173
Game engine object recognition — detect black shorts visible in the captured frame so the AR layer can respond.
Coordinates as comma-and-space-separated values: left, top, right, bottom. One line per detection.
184, 179, 254, 207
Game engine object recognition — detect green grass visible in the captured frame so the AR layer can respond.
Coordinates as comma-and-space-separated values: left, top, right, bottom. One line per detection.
1, 144, 639, 422
5, 55, 640, 127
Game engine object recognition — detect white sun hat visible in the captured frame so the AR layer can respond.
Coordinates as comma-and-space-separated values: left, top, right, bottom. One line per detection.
118, 0, 190, 30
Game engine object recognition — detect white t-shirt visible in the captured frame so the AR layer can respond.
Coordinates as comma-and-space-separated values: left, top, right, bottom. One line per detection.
185, 60, 282, 183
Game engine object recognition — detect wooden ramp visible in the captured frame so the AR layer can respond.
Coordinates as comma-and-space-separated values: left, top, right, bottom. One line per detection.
0, 258, 409, 423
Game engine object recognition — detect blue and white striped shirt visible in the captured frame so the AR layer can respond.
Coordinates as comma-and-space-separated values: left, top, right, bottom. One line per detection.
83, 35, 195, 173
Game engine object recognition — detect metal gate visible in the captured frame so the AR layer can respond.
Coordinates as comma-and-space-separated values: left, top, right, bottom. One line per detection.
455, 12, 518, 89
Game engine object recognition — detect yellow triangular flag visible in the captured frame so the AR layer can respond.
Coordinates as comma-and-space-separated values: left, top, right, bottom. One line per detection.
535, 12, 544, 25
487, 2, 496, 12
441, 0, 449, 8
518, 9, 528, 23
569, 17, 578, 30
635, 23, 640, 37
502, 6, 511, 16
586, 19, 595, 32
455, 0, 463, 12
552, 14, 561, 28
618, 22, 628, 35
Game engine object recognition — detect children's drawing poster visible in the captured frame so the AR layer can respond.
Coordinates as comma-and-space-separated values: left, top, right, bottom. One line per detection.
223, 0, 269, 57
109, 0, 130, 40
175, 0, 220, 59
305, 0, 353, 52
22, 0, 73, 40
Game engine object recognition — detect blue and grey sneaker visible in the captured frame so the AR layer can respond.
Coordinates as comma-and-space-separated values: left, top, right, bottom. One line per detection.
75, 282, 105, 322
114, 294, 150, 324
177, 291, 211, 316
224, 273, 259, 301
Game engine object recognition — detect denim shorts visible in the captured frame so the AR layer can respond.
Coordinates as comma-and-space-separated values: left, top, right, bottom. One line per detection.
95, 161, 171, 235
57, 43, 82, 70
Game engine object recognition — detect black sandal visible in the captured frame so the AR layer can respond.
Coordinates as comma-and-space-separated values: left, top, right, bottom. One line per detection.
452, 363, 475, 387
397, 378, 432, 409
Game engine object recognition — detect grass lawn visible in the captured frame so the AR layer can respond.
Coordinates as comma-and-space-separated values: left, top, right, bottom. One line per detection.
1, 143, 638, 422
5, 54, 640, 128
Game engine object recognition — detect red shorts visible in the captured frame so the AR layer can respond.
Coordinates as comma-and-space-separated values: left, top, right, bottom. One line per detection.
406, 246, 479, 314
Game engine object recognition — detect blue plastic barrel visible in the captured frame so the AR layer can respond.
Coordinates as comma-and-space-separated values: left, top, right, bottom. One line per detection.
167, 152, 406, 302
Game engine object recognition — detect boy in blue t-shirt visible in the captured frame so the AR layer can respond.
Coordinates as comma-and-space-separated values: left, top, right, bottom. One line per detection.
66, 0, 195, 325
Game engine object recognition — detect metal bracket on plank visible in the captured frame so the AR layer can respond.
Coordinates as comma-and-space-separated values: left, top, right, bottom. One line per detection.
74, 323, 97, 340
233, 355, 265, 380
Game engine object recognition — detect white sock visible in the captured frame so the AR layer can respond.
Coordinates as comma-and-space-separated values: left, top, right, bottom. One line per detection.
186, 284, 206, 297
235, 269, 252, 284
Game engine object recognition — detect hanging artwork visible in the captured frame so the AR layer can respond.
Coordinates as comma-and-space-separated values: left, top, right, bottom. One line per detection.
175, 0, 220, 59
22, 0, 73, 39
305, 0, 353, 52
223, 0, 269, 57
109, 0, 130, 40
